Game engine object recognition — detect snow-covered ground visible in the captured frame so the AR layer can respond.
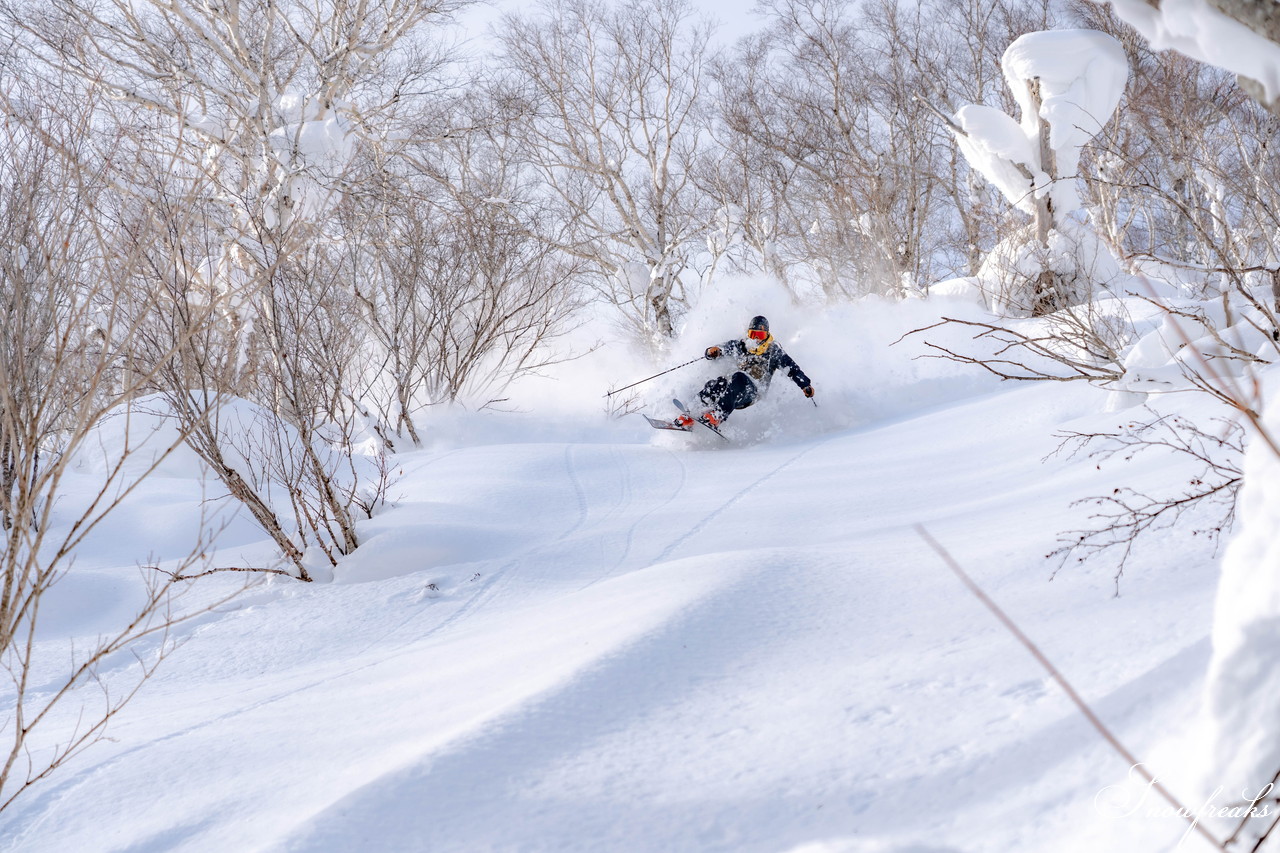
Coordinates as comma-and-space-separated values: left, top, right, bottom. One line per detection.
0, 331, 1230, 851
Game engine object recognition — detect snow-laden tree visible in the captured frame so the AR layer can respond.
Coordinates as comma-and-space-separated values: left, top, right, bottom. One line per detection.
1106, 0, 1280, 117
946, 28, 1128, 315
6, 0, 465, 236
877, 0, 1056, 282
495, 0, 716, 343
1068, 1, 1280, 307
1085, 1, 1280, 846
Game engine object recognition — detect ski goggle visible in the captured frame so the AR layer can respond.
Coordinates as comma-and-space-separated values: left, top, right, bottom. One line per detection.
747, 328, 768, 340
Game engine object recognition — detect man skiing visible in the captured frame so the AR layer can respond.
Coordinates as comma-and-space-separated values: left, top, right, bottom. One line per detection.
674, 315, 815, 431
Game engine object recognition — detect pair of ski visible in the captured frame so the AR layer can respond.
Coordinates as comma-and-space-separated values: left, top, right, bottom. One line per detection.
644, 398, 727, 441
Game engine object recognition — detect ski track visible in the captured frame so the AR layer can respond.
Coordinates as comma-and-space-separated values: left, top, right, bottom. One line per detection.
557, 444, 591, 542
653, 433, 833, 566
12, 437, 779, 848
365, 442, 596, 650
407, 442, 603, 645
575, 447, 688, 592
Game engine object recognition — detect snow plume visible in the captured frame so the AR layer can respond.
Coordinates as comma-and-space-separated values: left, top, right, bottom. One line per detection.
653, 274, 1004, 439
952, 29, 1127, 216
493, 273, 1005, 443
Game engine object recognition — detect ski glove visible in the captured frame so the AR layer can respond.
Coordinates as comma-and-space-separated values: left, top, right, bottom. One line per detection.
705, 346, 722, 359
803, 385, 815, 398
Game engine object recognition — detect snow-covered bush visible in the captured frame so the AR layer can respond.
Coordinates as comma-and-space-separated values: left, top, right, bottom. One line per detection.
1105, 0, 1280, 115
979, 216, 1127, 316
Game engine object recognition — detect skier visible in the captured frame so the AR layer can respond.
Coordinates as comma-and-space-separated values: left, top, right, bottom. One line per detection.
675, 315, 815, 431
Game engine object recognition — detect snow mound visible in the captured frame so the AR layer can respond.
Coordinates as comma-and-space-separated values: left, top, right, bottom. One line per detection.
69, 394, 208, 481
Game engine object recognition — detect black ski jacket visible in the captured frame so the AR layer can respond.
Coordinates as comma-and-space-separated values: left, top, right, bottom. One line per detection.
712, 337, 811, 393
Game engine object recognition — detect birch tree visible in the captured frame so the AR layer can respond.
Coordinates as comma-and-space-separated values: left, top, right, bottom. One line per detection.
339, 113, 591, 439
715, 0, 991, 300
496, 0, 716, 342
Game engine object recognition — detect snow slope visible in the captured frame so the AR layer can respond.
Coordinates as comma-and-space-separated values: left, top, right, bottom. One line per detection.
0, 378, 1227, 852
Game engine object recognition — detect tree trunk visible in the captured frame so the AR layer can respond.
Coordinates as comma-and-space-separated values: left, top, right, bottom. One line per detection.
1028, 77, 1062, 317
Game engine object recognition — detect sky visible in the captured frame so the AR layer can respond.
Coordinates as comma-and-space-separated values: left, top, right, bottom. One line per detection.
458, 0, 770, 51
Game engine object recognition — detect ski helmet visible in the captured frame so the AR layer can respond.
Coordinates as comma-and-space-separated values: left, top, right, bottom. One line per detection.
746, 315, 770, 341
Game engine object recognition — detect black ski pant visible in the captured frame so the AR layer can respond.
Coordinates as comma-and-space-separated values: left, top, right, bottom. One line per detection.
698, 372, 758, 420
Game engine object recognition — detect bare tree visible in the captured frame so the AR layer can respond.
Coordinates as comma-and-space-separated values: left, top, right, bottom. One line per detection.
337, 103, 592, 442
711, 0, 1051, 300
715, 0, 903, 300
1048, 410, 1244, 594
6, 0, 474, 574
496, 0, 716, 343
0, 86, 230, 812
902, 308, 1129, 383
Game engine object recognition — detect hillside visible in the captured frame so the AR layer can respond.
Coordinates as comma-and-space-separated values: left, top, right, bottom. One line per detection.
0, 366, 1223, 852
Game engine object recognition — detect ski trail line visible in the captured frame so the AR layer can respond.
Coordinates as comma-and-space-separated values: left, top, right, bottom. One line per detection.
557, 444, 590, 541
418, 442, 590, 642
576, 448, 688, 592
22, 444, 690, 822
653, 437, 832, 565
354, 444, 587, 655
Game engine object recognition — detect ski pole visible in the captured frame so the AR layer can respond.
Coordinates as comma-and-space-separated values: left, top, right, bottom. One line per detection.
604, 357, 702, 398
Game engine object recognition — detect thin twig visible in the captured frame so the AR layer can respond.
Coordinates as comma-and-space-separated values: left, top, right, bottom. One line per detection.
148, 565, 298, 581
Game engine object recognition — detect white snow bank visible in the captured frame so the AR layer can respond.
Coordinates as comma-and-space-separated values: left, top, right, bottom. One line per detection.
0, 364, 1221, 851
69, 394, 208, 481
1200, 371, 1280, 845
